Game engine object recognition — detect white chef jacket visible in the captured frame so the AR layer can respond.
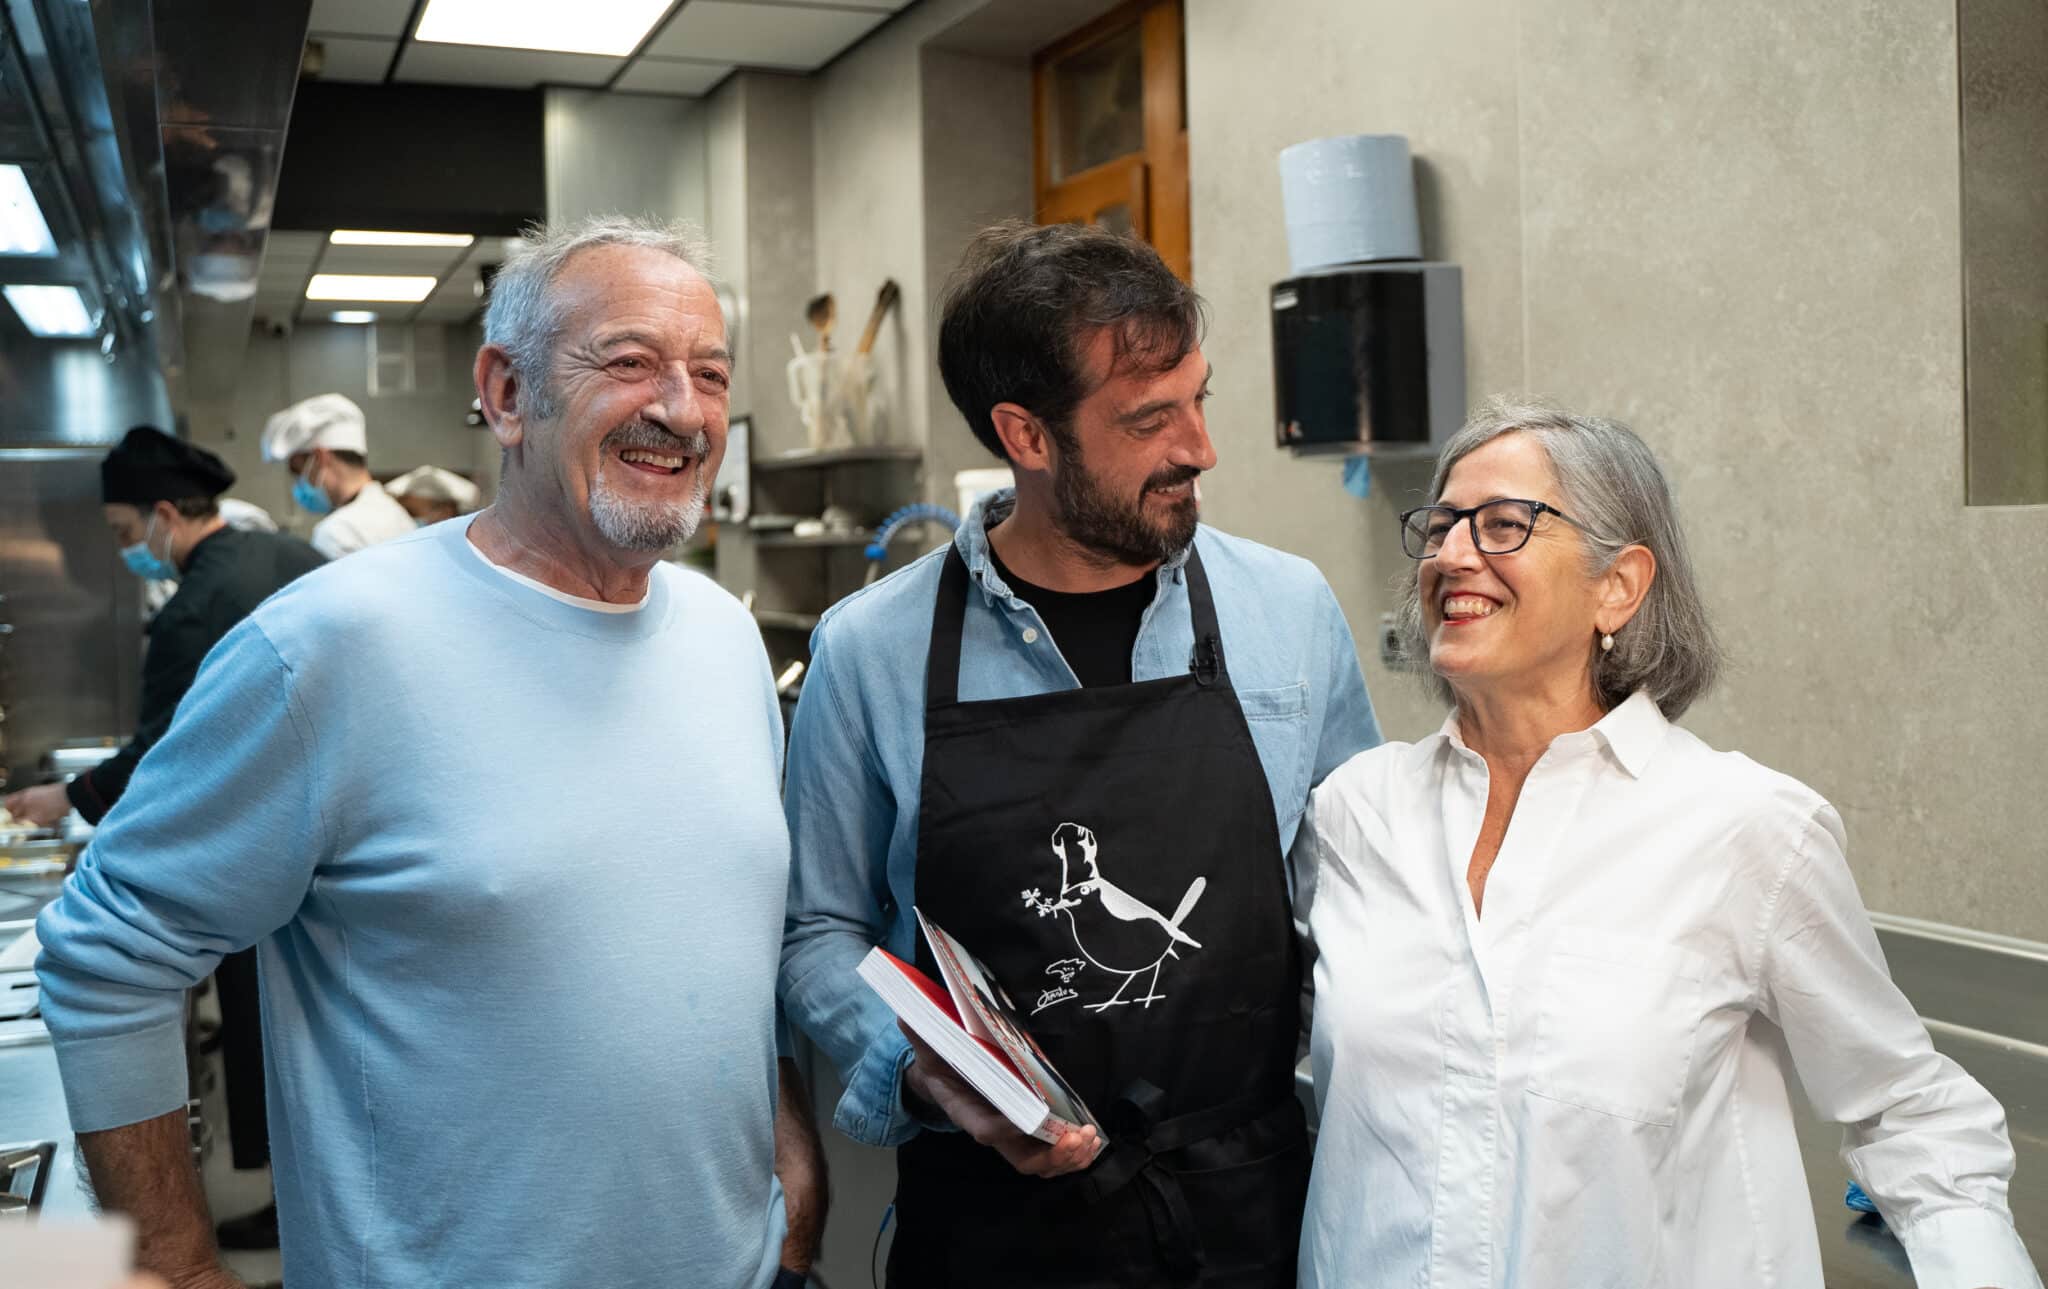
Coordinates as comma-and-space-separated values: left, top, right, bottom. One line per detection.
1297, 690, 2038, 1289
310, 479, 417, 559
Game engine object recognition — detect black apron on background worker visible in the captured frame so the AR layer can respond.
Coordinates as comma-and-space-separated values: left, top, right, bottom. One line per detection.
889, 545, 1309, 1289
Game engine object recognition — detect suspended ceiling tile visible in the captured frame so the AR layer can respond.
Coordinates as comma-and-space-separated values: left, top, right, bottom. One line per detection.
613, 57, 734, 96
395, 42, 623, 88
644, 1, 888, 70
308, 35, 398, 83
308, 0, 418, 39
316, 243, 474, 275
261, 231, 328, 262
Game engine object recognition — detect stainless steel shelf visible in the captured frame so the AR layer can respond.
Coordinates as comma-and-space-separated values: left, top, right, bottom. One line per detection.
750, 446, 922, 473
752, 533, 874, 550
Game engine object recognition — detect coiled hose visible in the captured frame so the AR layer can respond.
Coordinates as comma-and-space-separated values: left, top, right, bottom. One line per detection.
864, 503, 961, 584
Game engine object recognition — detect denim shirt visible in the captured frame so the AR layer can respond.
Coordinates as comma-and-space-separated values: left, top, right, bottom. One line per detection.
778, 491, 1381, 1147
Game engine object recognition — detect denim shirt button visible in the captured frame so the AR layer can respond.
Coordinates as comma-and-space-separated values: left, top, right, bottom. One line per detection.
1021, 627, 1039, 644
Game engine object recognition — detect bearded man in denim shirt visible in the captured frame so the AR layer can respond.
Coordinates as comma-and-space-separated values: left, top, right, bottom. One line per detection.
780, 221, 1380, 1288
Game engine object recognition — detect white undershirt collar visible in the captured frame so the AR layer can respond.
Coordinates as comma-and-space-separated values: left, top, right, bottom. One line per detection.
462, 522, 649, 614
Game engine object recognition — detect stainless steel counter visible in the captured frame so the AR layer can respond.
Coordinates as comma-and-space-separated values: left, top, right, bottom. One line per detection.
1799, 916, 2048, 1286
0, 1033, 92, 1219
0, 856, 93, 1222
1799, 1022, 2047, 1286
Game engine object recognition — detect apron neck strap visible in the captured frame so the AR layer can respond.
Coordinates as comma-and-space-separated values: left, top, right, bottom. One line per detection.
1181, 544, 1226, 686
927, 546, 973, 708
924, 541, 1228, 708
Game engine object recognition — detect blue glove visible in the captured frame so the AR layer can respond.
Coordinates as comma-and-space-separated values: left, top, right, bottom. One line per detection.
1844, 1180, 1880, 1217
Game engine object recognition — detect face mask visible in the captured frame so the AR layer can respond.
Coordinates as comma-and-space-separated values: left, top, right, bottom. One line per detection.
293, 469, 334, 516
121, 513, 178, 582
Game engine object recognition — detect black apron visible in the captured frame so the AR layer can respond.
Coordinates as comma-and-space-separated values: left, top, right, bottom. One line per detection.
889, 546, 1310, 1289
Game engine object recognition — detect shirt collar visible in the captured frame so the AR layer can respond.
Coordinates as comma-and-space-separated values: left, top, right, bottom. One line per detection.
1589, 690, 1669, 777
953, 487, 1194, 607
1429, 688, 1668, 778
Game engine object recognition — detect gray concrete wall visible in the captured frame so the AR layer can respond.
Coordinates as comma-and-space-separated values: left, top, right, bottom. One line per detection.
543, 89, 709, 231
192, 322, 490, 539
1184, 0, 2048, 938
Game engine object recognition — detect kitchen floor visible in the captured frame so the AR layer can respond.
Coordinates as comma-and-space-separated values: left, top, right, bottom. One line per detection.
192, 986, 283, 1288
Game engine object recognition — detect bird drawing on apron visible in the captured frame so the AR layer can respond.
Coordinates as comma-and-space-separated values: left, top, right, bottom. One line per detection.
1022, 821, 1207, 1011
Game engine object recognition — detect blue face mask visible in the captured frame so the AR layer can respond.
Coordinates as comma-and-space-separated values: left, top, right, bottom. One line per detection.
120, 513, 178, 582
293, 470, 334, 515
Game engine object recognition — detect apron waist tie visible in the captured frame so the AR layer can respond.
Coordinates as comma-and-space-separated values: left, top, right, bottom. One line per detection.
1079, 1079, 1286, 1281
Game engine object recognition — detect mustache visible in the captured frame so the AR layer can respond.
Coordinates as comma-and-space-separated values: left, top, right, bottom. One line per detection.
601, 420, 711, 457
1144, 465, 1201, 495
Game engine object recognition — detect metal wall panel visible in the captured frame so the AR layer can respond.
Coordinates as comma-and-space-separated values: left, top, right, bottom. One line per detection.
0, 449, 140, 787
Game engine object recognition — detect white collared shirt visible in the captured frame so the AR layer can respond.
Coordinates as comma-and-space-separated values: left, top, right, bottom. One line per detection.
1297, 691, 2039, 1289
311, 480, 417, 559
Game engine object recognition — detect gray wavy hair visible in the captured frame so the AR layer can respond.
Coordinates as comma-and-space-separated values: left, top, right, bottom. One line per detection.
1396, 399, 1722, 718
482, 214, 717, 419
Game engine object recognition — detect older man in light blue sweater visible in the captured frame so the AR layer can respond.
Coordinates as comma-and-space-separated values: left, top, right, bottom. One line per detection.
35, 216, 824, 1289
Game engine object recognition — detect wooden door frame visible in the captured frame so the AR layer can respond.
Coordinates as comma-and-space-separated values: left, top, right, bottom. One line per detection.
1031, 0, 1190, 280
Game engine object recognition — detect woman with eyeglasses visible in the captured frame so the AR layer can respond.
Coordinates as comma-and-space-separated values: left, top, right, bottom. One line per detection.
1294, 401, 2039, 1288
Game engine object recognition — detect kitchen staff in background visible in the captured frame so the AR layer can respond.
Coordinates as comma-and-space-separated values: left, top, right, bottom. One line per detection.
35, 215, 825, 1289
1295, 401, 2040, 1289
780, 221, 1380, 1287
2, 427, 324, 830
259, 392, 415, 557
3, 427, 324, 1255
385, 463, 483, 525
138, 497, 282, 617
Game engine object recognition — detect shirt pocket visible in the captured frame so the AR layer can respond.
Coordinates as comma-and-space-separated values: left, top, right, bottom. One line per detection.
1237, 682, 1311, 815
1525, 927, 1708, 1127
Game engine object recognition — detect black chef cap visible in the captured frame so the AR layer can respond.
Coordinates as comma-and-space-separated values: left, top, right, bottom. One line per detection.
100, 425, 235, 506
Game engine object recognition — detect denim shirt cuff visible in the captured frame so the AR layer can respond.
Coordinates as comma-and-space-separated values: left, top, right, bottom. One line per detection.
831, 1022, 956, 1147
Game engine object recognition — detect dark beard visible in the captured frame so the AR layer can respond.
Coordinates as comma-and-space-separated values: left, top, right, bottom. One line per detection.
1051, 452, 1200, 567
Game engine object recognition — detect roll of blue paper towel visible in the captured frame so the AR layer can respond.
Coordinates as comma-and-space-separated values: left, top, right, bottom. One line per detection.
1278, 134, 1422, 275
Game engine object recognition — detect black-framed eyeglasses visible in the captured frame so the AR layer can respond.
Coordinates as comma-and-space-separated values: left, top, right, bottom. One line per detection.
1398, 498, 1583, 559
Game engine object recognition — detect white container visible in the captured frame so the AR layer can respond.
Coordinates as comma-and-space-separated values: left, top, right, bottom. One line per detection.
786, 350, 885, 451
1277, 134, 1421, 274
954, 467, 1013, 519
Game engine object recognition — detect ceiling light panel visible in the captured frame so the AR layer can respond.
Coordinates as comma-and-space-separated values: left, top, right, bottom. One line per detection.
0, 166, 58, 257
330, 230, 476, 248
4, 285, 96, 337
306, 273, 437, 302
328, 311, 379, 323
414, 0, 673, 57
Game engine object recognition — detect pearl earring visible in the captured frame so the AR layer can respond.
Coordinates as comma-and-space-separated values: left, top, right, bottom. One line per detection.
1600, 632, 1615, 653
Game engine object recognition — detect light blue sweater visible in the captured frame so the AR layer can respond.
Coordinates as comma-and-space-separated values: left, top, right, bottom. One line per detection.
37, 519, 791, 1289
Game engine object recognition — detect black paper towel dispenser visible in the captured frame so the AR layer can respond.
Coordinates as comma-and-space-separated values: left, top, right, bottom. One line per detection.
1271, 261, 1464, 458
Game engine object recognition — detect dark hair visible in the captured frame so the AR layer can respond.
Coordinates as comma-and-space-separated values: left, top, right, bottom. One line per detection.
937, 221, 1204, 461
170, 496, 221, 520
328, 449, 368, 469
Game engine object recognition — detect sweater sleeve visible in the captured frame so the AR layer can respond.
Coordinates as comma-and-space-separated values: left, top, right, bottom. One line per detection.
36, 618, 332, 1132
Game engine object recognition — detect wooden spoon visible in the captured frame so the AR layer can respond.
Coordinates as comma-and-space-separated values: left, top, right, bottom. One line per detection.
805, 293, 835, 352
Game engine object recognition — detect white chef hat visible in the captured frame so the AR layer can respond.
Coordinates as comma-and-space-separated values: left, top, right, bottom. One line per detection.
386, 465, 481, 511
260, 393, 367, 462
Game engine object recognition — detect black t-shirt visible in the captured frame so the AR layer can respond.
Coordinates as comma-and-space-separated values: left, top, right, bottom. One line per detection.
987, 546, 1157, 688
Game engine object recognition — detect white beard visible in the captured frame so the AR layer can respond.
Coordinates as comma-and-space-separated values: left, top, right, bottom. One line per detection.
588, 465, 709, 551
